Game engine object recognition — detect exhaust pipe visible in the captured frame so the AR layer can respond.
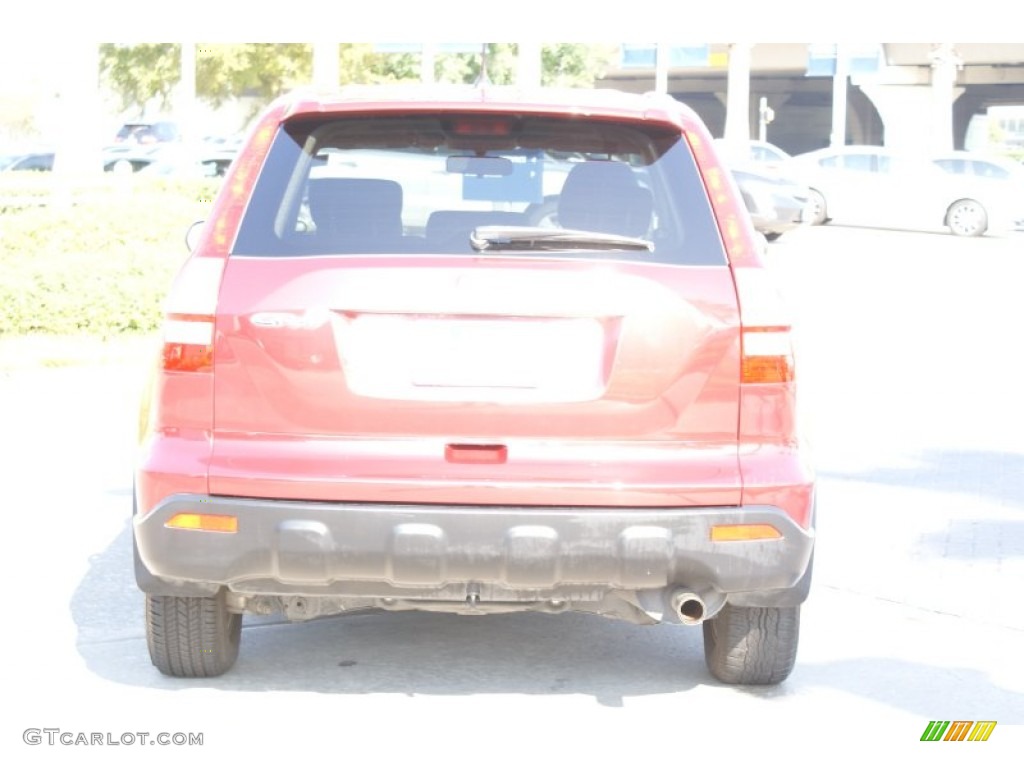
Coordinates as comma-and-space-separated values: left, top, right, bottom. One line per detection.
669, 589, 706, 625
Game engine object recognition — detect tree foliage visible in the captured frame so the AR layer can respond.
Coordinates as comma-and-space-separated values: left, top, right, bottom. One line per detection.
99, 43, 621, 117
338, 44, 419, 84
433, 44, 518, 85
196, 44, 312, 107
99, 44, 181, 115
541, 44, 619, 87
101, 44, 314, 114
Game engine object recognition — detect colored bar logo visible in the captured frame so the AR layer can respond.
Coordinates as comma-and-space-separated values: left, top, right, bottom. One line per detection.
921, 721, 997, 742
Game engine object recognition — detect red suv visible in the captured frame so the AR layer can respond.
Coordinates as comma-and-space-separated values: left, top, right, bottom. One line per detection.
134, 86, 816, 685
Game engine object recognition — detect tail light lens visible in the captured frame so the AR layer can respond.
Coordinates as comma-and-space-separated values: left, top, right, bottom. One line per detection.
741, 325, 794, 383
732, 267, 796, 384
685, 129, 760, 267
160, 257, 225, 373
156, 108, 280, 373
194, 117, 279, 258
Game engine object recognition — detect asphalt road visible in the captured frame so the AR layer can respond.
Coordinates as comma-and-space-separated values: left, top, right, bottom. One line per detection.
2, 223, 1022, 766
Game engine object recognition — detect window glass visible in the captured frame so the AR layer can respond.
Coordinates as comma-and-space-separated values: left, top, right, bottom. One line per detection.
842, 153, 875, 172
234, 114, 727, 266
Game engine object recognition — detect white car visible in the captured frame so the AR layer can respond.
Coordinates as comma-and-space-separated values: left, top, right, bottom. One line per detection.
792, 145, 1020, 237
931, 151, 1024, 228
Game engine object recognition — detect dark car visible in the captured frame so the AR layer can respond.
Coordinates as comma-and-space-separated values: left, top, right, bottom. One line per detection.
0, 152, 55, 172
134, 85, 815, 685
103, 146, 235, 178
114, 120, 180, 145
731, 165, 811, 241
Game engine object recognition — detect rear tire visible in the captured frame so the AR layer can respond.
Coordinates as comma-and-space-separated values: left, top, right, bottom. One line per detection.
946, 198, 987, 237
146, 590, 241, 677
703, 604, 800, 685
808, 189, 828, 225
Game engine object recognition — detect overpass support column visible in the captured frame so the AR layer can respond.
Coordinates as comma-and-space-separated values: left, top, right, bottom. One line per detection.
858, 47, 964, 153
830, 46, 849, 147
723, 43, 752, 147
857, 84, 933, 151
929, 44, 962, 152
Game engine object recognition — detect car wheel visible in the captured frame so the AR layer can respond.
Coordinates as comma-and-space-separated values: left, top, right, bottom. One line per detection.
946, 199, 987, 237
808, 189, 828, 226
111, 159, 135, 175
703, 604, 800, 685
764, 232, 783, 242
146, 590, 241, 677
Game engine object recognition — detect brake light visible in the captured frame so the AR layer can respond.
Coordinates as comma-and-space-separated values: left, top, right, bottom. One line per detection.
193, 113, 280, 258
685, 129, 759, 267
448, 117, 515, 136
163, 315, 215, 372
742, 325, 794, 383
160, 257, 225, 373
732, 267, 796, 384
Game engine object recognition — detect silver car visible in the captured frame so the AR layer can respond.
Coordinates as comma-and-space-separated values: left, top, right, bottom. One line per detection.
931, 151, 1024, 229
792, 145, 1020, 237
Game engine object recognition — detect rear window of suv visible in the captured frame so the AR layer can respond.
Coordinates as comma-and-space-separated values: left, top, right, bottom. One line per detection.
234, 113, 727, 266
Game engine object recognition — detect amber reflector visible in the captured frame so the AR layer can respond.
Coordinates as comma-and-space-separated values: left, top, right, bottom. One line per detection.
710, 524, 782, 542
165, 513, 238, 533
741, 355, 794, 384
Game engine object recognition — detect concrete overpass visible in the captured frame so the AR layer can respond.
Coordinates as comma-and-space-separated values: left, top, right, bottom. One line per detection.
597, 44, 1024, 155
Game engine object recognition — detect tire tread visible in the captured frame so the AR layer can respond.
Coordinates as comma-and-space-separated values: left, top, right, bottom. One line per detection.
703, 604, 800, 685
145, 591, 241, 678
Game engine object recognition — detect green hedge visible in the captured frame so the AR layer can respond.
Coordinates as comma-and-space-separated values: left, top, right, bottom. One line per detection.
0, 175, 219, 337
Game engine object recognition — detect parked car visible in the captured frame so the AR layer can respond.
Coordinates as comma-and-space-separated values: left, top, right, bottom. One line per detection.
103, 145, 235, 178
113, 120, 180, 145
792, 145, 1019, 236
731, 164, 812, 241
0, 151, 55, 172
133, 85, 816, 685
932, 150, 1024, 181
715, 138, 795, 173
102, 147, 161, 174
931, 151, 1024, 227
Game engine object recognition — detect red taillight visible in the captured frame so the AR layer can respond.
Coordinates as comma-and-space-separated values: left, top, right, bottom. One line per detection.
158, 110, 280, 371
160, 257, 225, 373
685, 129, 760, 267
162, 314, 216, 372
448, 117, 515, 136
732, 267, 796, 384
741, 325, 795, 383
193, 115, 279, 258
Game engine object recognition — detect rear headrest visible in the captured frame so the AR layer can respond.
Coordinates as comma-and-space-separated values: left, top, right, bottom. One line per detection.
558, 161, 653, 238
308, 178, 404, 238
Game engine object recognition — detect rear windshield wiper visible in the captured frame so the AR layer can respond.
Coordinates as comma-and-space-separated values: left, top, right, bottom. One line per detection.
470, 226, 654, 253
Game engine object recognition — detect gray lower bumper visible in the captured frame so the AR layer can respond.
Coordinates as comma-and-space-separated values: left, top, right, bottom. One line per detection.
135, 494, 814, 602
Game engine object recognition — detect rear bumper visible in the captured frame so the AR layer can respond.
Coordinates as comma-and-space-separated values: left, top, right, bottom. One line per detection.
135, 494, 814, 604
